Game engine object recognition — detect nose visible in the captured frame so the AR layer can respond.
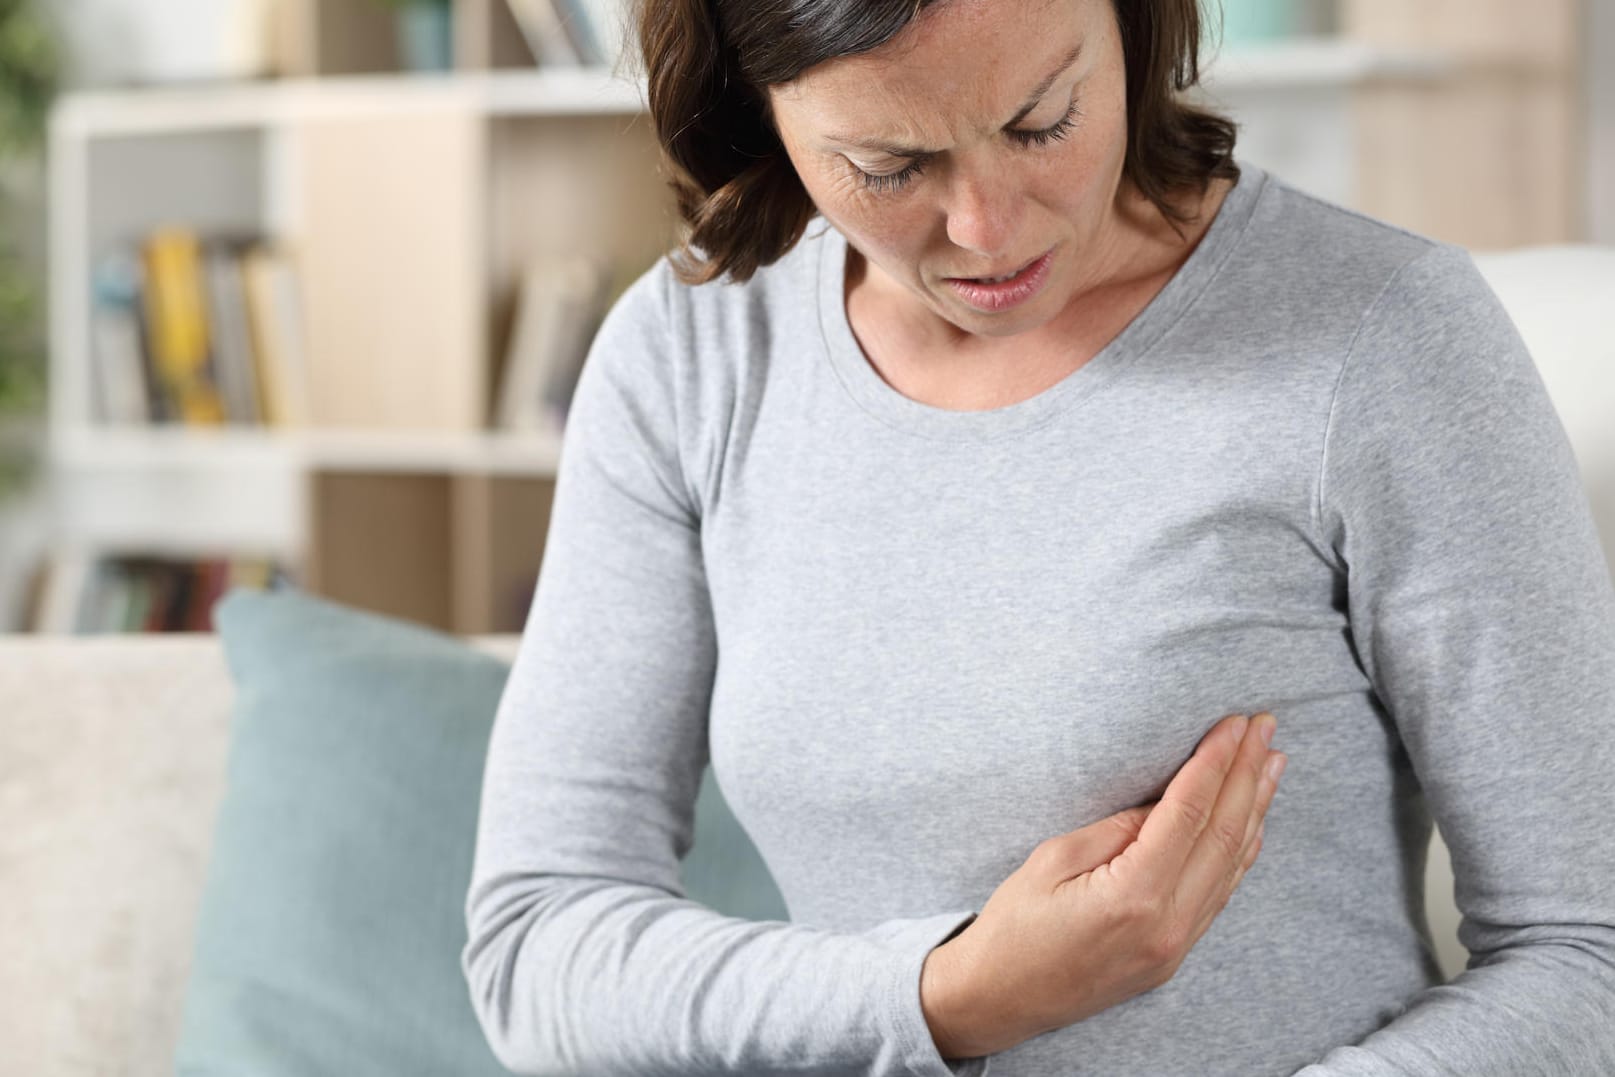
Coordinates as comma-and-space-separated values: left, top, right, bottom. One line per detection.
943, 155, 1021, 258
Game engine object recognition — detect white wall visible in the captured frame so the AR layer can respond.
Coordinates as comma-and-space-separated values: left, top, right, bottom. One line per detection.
45, 0, 273, 89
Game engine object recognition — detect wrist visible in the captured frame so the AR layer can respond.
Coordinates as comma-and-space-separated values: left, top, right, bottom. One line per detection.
921, 933, 999, 1060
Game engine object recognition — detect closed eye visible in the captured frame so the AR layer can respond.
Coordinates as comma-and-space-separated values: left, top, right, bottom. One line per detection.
853, 99, 1084, 194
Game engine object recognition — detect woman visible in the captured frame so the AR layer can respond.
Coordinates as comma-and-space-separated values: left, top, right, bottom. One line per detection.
461, 0, 1615, 1073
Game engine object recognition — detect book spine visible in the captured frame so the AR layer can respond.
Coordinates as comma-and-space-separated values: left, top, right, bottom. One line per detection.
89, 251, 153, 426
94, 250, 172, 424
551, 0, 603, 65
573, 0, 627, 70
241, 246, 312, 427
204, 241, 265, 425
141, 228, 228, 425
506, 0, 586, 66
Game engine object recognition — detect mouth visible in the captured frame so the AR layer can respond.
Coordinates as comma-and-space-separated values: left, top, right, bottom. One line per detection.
945, 249, 1051, 284
942, 247, 1057, 312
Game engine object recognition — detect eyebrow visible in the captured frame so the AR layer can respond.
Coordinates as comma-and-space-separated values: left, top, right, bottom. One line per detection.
825, 41, 1084, 158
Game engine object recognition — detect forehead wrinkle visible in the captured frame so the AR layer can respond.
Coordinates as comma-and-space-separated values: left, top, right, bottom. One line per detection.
823, 39, 1084, 159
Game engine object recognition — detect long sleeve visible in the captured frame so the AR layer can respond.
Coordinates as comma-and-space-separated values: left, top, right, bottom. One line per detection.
459, 261, 984, 1077
1298, 243, 1615, 1075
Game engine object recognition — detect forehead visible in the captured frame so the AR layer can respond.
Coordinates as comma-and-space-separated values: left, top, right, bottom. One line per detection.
769, 0, 1095, 126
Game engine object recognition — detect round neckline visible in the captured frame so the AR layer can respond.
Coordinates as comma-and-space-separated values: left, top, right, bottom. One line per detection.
815, 159, 1269, 442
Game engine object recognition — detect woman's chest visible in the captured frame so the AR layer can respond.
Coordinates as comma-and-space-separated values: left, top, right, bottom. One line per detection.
698, 422, 1351, 837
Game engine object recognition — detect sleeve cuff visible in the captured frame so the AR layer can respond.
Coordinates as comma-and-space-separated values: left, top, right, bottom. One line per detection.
883, 910, 994, 1077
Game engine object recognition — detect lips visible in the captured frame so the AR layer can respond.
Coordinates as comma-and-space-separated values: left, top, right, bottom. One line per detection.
947, 251, 1045, 282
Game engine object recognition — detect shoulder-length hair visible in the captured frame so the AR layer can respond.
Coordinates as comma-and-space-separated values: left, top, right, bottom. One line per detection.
630, 0, 1241, 286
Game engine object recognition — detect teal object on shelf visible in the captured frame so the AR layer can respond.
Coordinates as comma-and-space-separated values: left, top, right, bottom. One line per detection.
399, 4, 454, 72
1211, 0, 1298, 45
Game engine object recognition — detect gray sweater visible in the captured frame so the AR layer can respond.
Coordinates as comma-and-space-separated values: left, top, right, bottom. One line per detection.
461, 159, 1615, 1076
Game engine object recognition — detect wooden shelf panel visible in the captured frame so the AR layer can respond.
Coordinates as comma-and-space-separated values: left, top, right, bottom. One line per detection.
307, 469, 555, 635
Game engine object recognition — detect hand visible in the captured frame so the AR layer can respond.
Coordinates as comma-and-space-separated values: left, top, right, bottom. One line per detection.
921, 711, 1286, 1059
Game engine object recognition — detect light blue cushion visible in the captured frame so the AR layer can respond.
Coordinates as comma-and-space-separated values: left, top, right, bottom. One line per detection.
174, 586, 785, 1075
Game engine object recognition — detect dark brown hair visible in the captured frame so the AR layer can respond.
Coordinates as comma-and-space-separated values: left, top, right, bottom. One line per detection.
630, 0, 1241, 286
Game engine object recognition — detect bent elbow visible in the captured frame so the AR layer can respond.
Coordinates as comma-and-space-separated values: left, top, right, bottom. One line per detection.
461, 898, 566, 1077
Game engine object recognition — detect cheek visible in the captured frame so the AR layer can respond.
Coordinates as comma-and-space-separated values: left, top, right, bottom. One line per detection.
858, 216, 917, 261
1034, 141, 1109, 210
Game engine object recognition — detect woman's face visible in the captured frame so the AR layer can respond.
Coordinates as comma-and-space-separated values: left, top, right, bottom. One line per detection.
766, 0, 1134, 345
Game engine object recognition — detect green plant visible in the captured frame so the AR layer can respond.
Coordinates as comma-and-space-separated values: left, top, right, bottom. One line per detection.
0, 0, 56, 502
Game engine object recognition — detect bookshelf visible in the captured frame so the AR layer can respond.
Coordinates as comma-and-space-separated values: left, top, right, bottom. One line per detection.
27, 0, 1591, 635
43, 41, 672, 634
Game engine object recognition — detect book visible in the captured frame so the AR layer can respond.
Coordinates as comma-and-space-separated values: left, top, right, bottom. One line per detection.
203, 238, 266, 425
30, 548, 95, 634
87, 558, 132, 634
494, 254, 613, 433
90, 251, 154, 425
572, 0, 629, 71
241, 245, 315, 428
506, 0, 588, 67
121, 568, 153, 633
551, 0, 604, 64
91, 250, 171, 426
141, 227, 228, 425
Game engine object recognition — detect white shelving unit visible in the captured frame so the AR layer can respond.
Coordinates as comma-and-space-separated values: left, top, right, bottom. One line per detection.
45, 65, 645, 590
48, 66, 641, 457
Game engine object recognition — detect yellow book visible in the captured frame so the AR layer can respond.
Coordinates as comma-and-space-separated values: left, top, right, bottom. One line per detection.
141, 228, 227, 425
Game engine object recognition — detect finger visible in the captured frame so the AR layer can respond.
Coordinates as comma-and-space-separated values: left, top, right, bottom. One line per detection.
1227, 755, 1279, 878
1184, 816, 1267, 953
1228, 821, 1266, 907
1188, 752, 1283, 944
1127, 713, 1250, 891
1235, 751, 1285, 858
1175, 712, 1275, 914
1229, 754, 1283, 887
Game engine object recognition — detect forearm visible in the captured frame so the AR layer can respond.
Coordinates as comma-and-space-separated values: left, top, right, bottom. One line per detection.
465, 874, 984, 1075
1289, 935, 1615, 1075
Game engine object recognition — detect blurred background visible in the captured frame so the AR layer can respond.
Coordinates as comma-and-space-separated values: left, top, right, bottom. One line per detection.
0, 0, 1610, 635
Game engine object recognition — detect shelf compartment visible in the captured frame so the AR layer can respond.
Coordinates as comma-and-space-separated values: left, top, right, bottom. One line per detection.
306, 469, 556, 634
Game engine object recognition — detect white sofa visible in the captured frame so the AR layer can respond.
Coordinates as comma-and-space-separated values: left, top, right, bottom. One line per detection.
1, 245, 1611, 1076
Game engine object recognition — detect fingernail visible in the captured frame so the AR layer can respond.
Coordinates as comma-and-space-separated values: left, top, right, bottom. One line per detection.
1264, 753, 1287, 784
1257, 713, 1275, 748
1230, 714, 1249, 746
